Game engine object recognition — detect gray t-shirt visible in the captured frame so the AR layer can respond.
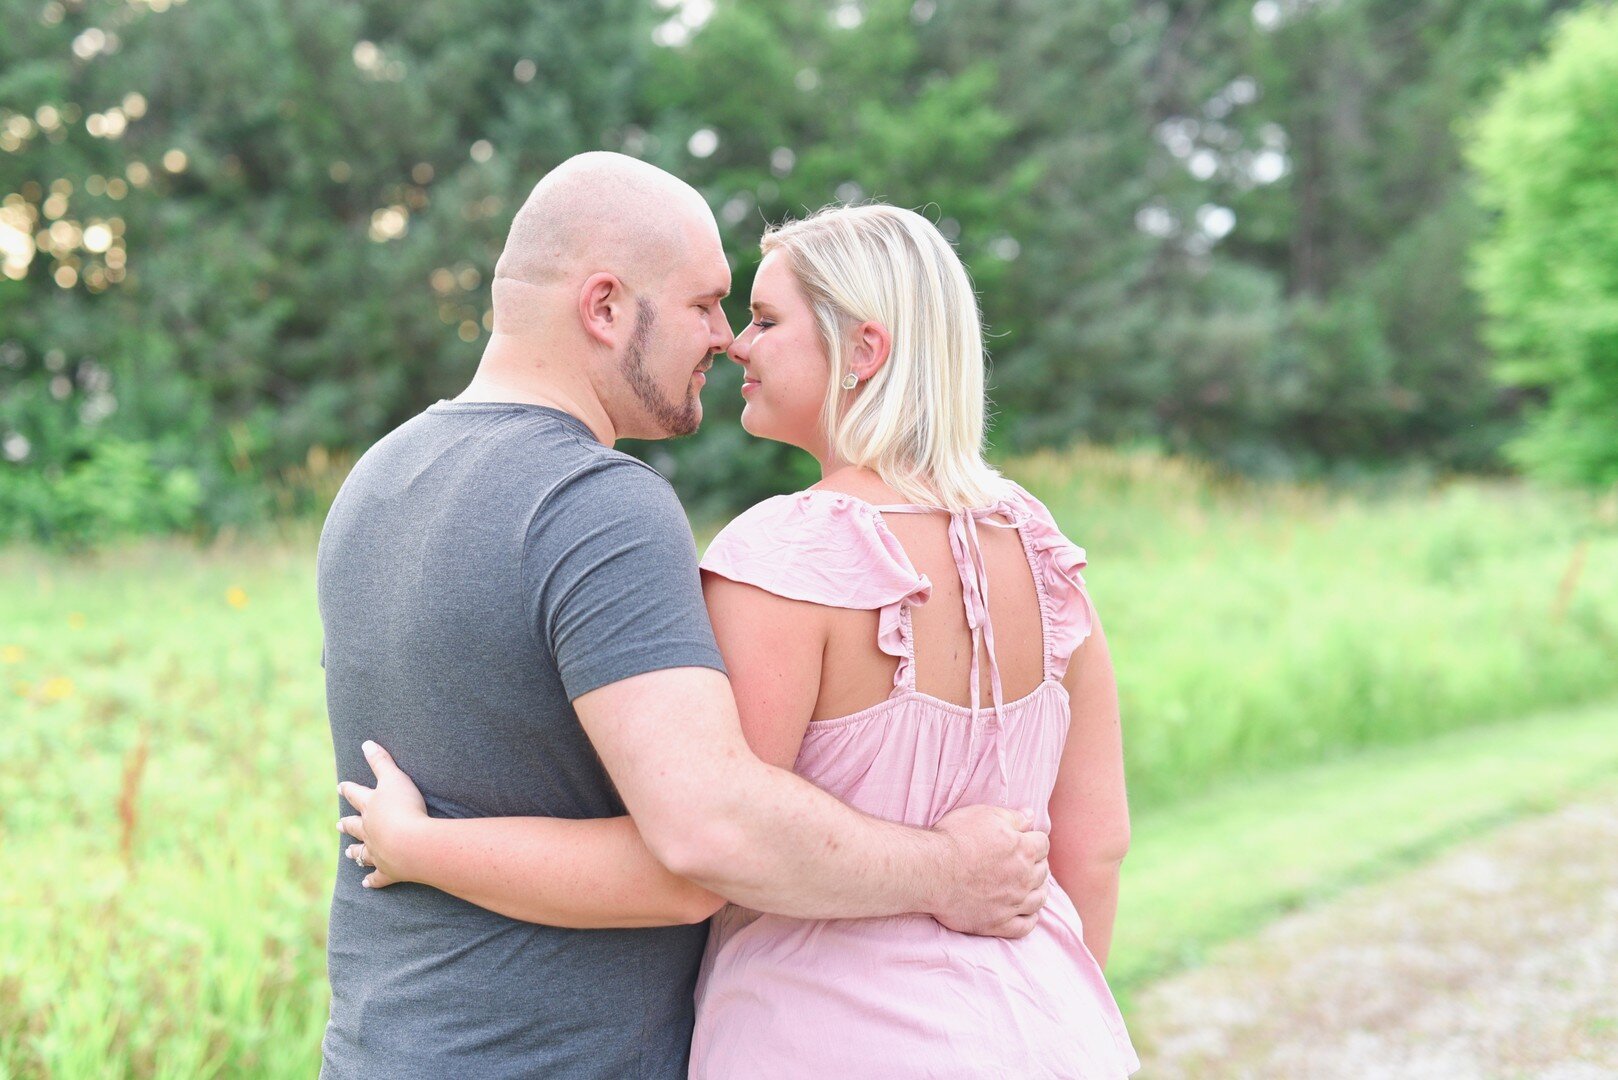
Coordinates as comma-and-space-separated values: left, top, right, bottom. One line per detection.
317, 401, 726, 1079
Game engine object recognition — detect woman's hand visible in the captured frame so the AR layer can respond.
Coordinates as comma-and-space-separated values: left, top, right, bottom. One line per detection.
337, 740, 430, 889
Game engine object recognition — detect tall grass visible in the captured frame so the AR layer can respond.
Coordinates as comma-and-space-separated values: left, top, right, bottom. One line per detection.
1012, 447, 1618, 805
1, 535, 331, 1077
2, 446, 1615, 1076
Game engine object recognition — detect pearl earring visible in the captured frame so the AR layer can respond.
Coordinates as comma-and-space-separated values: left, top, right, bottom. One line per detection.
841, 373, 859, 390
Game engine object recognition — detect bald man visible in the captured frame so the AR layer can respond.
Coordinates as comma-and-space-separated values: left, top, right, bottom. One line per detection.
316, 154, 1048, 1078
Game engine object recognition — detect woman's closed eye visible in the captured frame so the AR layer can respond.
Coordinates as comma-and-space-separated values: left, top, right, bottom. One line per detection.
751, 318, 775, 330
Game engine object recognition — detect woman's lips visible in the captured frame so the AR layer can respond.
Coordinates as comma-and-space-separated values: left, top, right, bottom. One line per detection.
740, 378, 760, 395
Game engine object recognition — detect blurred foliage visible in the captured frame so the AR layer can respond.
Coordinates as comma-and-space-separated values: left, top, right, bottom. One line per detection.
0, 0, 1610, 541
1469, 2, 1618, 488
0, 436, 200, 548
1, 0, 655, 535
650, 0, 1580, 497
624, 0, 1040, 513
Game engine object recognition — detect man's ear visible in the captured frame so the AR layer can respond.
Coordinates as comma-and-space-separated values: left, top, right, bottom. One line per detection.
579, 272, 627, 347
849, 320, 892, 381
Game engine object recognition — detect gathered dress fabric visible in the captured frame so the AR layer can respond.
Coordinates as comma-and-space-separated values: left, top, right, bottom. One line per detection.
690, 484, 1140, 1080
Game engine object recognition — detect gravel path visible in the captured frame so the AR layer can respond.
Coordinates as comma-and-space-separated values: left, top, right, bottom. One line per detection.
1129, 792, 1618, 1079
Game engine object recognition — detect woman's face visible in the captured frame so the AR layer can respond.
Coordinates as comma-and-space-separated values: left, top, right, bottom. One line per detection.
726, 250, 833, 456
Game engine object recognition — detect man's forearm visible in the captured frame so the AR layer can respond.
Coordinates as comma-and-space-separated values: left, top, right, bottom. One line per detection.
660, 760, 958, 920
575, 669, 1027, 930
403, 814, 723, 928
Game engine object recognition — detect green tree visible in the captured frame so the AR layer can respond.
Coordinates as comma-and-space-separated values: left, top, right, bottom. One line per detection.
630, 0, 1034, 515
1, 0, 1597, 543
1, 0, 656, 536
900, 0, 1565, 474
1232, 0, 1575, 472
1469, 1, 1618, 487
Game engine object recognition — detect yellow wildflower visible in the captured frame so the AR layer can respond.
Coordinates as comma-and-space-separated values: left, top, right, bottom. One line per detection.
67, 612, 86, 629
226, 586, 249, 610
41, 676, 74, 702
0, 645, 22, 664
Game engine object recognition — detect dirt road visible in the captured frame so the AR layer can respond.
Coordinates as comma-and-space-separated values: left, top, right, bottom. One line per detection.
1129, 792, 1618, 1079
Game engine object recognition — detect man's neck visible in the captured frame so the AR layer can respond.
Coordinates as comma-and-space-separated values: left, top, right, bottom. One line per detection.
457, 341, 617, 444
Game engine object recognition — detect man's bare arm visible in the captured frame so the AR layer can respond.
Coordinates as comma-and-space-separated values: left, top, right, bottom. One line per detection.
574, 666, 1049, 935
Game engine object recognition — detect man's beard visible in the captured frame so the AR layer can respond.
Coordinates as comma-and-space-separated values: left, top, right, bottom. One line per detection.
621, 298, 701, 438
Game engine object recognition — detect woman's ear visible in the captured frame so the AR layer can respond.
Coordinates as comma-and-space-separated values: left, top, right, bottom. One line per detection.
578, 272, 627, 347
850, 320, 892, 381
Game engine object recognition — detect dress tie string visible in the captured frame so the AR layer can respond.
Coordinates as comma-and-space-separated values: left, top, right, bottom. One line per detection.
871, 497, 1030, 808
942, 501, 1027, 805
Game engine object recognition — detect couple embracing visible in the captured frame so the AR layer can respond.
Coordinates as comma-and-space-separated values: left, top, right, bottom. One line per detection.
317, 152, 1140, 1079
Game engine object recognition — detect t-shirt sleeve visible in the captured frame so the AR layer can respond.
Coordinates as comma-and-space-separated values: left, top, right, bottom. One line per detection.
524, 455, 726, 701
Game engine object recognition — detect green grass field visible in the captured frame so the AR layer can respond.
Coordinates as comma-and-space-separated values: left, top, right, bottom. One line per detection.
3, 445, 1616, 1077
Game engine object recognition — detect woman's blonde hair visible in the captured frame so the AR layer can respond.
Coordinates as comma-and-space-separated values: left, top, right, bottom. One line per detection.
759, 203, 1008, 510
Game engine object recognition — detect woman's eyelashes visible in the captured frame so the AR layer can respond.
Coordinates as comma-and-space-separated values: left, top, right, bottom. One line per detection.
750, 317, 775, 330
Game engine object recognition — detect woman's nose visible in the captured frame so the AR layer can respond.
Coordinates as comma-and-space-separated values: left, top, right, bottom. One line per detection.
727, 328, 751, 363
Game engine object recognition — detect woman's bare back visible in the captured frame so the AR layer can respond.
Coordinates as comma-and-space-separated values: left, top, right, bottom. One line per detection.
808, 470, 1048, 722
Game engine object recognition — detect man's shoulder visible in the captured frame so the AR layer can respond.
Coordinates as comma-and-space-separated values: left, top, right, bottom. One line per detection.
348, 404, 675, 501
539, 446, 683, 519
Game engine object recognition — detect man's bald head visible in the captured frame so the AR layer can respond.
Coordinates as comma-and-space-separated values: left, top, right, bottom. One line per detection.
491, 153, 717, 334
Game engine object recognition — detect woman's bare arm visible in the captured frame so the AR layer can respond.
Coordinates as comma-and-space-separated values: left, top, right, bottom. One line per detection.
697, 570, 826, 770
1047, 611, 1131, 968
338, 742, 724, 928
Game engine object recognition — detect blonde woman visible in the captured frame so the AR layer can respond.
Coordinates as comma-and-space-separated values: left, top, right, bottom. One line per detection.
341, 203, 1138, 1078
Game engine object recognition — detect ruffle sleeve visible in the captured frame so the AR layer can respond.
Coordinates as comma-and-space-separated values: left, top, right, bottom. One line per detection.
1004, 482, 1096, 680
700, 491, 932, 614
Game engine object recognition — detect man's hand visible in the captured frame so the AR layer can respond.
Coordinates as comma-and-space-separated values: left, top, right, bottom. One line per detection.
928, 806, 1050, 939
337, 740, 431, 889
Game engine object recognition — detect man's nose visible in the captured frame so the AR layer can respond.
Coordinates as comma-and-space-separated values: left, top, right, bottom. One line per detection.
713, 312, 736, 354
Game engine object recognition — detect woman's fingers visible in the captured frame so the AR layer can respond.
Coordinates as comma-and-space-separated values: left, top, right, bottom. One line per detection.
340, 839, 395, 888
362, 740, 401, 778
339, 745, 422, 893
337, 780, 372, 812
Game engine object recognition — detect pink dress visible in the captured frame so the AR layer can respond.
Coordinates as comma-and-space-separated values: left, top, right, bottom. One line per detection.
691, 484, 1140, 1079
